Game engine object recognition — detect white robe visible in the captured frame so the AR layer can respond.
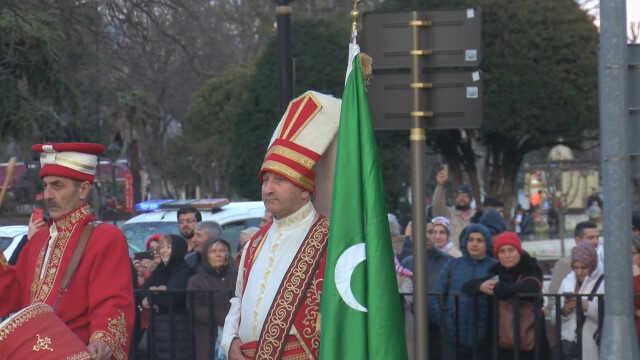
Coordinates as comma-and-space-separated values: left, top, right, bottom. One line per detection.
221, 201, 317, 355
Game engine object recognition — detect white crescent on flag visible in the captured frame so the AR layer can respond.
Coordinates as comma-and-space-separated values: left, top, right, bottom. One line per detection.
334, 243, 368, 312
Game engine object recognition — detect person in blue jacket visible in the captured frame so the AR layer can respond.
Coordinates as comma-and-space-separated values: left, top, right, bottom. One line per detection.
430, 223, 496, 360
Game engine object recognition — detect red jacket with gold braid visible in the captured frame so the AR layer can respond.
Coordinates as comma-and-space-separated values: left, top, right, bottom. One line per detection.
0, 205, 134, 360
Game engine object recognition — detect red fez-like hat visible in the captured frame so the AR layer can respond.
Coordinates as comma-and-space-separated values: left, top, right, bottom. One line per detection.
32, 142, 104, 182
259, 91, 341, 192
0, 303, 91, 359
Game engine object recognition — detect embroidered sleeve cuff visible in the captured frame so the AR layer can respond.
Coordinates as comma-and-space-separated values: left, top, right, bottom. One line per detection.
90, 331, 126, 360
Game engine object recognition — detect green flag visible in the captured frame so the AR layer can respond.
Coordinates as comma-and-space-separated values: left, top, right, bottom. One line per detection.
318, 42, 408, 359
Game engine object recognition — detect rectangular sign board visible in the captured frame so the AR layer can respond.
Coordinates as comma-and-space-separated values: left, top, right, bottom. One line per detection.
362, 9, 482, 69
367, 70, 483, 130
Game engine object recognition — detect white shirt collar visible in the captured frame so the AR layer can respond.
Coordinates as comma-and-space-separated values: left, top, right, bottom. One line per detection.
273, 201, 315, 229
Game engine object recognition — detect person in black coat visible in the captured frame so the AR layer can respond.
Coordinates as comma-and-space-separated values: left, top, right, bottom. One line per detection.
470, 232, 547, 360
187, 239, 237, 360
141, 234, 194, 360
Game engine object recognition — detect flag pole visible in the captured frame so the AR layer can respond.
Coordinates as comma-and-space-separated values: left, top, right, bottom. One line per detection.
350, 0, 360, 44
409, 9, 429, 360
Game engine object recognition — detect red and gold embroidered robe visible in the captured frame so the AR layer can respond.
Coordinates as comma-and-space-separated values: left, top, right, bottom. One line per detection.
239, 215, 328, 359
0, 205, 134, 359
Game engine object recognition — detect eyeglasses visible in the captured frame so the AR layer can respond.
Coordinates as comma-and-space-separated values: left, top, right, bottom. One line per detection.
178, 219, 197, 225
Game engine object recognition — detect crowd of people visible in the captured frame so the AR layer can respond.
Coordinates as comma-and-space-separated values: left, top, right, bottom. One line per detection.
392, 170, 640, 360
129, 206, 273, 360
2, 139, 638, 360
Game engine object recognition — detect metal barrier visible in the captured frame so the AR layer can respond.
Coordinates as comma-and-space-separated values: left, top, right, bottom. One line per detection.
130, 289, 233, 360
402, 292, 611, 360
128, 290, 635, 360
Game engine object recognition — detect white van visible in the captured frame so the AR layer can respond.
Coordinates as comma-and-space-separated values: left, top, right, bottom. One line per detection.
120, 200, 264, 256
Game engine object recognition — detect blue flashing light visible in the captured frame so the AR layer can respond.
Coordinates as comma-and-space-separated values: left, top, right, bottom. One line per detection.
134, 199, 174, 213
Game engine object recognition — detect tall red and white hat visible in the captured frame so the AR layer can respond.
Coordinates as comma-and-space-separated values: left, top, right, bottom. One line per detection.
0, 303, 91, 359
259, 91, 341, 193
32, 142, 104, 183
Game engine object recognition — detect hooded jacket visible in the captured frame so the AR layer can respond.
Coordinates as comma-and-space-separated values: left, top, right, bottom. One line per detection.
143, 234, 193, 313
429, 224, 496, 347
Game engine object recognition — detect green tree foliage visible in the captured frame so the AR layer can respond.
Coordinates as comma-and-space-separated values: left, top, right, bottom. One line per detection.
172, 63, 254, 197
378, 0, 598, 208
0, 1, 103, 145
232, 18, 348, 199
180, 18, 348, 199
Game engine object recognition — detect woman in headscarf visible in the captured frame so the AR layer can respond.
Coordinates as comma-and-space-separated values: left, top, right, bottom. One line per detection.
141, 234, 193, 360
431, 216, 462, 258
558, 243, 604, 360
187, 239, 237, 360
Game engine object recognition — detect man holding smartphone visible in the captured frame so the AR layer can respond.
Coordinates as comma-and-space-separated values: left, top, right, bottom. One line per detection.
0, 142, 134, 360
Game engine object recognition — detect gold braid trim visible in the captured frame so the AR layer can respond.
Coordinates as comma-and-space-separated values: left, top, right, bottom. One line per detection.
66, 352, 92, 360
89, 312, 128, 360
255, 217, 328, 359
0, 303, 52, 341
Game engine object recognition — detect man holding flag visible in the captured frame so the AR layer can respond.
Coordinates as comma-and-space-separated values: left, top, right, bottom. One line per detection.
318, 15, 408, 360
220, 90, 341, 359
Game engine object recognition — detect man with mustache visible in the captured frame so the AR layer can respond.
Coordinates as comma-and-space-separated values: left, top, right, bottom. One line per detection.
0, 143, 134, 360
221, 91, 340, 360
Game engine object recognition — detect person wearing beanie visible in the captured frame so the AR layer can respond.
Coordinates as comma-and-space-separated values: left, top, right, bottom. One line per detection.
476, 231, 545, 360
478, 208, 507, 239
432, 166, 476, 250
557, 243, 604, 360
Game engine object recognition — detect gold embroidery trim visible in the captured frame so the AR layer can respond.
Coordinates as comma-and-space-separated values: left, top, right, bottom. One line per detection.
30, 205, 92, 303
0, 303, 52, 341
89, 311, 128, 360
66, 352, 92, 360
32, 334, 54, 352
255, 217, 328, 359
267, 145, 316, 169
301, 276, 322, 352
261, 160, 314, 190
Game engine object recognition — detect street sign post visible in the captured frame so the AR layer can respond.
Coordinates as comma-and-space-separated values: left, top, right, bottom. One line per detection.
368, 70, 482, 130
362, 9, 482, 360
362, 9, 483, 131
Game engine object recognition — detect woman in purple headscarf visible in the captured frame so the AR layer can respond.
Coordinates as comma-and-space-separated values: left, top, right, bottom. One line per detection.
558, 243, 604, 360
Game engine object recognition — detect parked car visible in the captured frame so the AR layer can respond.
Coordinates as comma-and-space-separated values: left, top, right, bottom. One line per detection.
0, 225, 28, 262
120, 200, 265, 256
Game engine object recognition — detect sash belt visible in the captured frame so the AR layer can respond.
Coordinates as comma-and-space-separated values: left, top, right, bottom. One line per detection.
240, 335, 308, 360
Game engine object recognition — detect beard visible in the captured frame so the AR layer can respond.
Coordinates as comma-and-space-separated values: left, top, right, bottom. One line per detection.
181, 229, 195, 239
455, 203, 471, 211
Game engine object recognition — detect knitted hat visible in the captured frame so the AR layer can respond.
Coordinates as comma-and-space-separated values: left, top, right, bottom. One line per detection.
479, 208, 507, 235
492, 231, 522, 257
571, 243, 598, 272
457, 184, 472, 197
431, 216, 450, 233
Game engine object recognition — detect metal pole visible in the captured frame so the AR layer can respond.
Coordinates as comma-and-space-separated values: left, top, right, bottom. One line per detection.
409, 10, 429, 360
275, 0, 293, 114
599, 0, 639, 358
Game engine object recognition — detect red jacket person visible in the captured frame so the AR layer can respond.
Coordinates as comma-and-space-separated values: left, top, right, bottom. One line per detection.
0, 142, 135, 360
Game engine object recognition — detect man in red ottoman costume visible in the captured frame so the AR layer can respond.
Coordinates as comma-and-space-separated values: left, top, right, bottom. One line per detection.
0, 142, 134, 360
